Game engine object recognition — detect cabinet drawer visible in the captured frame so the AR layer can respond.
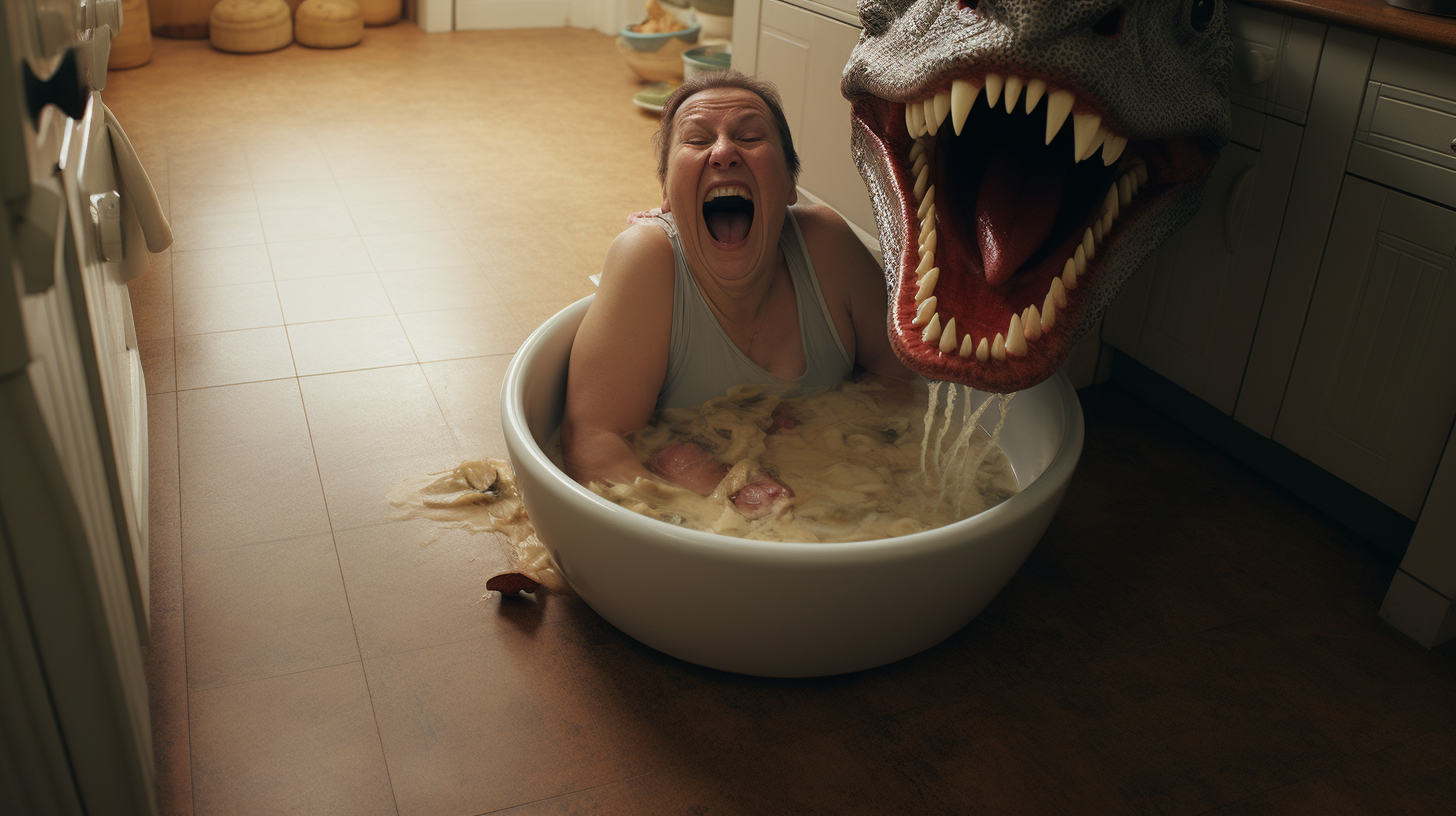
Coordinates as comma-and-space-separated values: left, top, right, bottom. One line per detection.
1350, 40, 1456, 210
1228, 2, 1325, 126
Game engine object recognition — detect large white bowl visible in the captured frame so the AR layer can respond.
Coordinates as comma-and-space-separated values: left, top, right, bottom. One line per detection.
501, 296, 1085, 677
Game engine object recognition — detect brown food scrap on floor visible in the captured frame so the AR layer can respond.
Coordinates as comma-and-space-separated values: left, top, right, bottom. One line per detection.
486, 572, 541, 595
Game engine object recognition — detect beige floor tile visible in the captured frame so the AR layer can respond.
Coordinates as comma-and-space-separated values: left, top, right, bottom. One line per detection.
171, 244, 272, 290
177, 379, 332, 553
260, 206, 359, 244
334, 175, 437, 206
276, 273, 393, 324
248, 153, 334, 185
129, 256, 174, 341
333, 521, 517, 658
254, 178, 345, 212
189, 663, 395, 816
139, 337, 176, 393
167, 152, 251, 187
364, 628, 634, 816
420, 355, 513, 457
298, 365, 459, 530
174, 281, 283, 336
168, 183, 257, 216
363, 229, 477, 272
377, 265, 500, 314
169, 210, 266, 252
347, 199, 451, 236
287, 315, 417, 376
398, 305, 526, 362
183, 533, 359, 690
268, 235, 376, 280
175, 326, 296, 390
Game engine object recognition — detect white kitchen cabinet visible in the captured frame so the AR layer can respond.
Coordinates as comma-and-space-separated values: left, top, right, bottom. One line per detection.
1273, 178, 1456, 520
1102, 112, 1302, 415
739, 0, 873, 240
1102, 2, 1321, 413
754, 0, 875, 240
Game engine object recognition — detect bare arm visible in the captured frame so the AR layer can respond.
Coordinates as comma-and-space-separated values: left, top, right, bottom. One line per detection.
560, 224, 676, 486
794, 204, 915, 383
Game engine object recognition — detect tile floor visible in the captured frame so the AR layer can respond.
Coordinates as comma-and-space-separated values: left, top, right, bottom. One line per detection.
111, 22, 1456, 816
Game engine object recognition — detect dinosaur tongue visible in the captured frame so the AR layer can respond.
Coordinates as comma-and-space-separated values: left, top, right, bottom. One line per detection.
975, 149, 1064, 287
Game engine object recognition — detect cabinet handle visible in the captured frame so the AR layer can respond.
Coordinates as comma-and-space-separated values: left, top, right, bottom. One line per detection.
1241, 48, 1275, 85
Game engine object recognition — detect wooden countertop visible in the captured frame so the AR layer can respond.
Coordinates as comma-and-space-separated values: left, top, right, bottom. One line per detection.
1242, 0, 1456, 50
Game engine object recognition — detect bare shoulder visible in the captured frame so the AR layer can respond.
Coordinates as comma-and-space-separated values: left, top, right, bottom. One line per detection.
790, 204, 882, 296
790, 202, 857, 243
598, 221, 675, 293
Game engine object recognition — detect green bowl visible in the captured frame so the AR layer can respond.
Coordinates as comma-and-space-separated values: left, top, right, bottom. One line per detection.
619, 23, 701, 53
682, 44, 731, 79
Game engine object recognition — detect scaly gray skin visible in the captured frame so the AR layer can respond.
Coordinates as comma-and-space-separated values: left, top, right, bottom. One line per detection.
843, 0, 1231, 392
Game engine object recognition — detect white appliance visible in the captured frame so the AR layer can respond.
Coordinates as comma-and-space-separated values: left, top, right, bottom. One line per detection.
2, 0, 169, 812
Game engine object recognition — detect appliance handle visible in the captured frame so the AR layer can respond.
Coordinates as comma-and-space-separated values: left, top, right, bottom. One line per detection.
100, 101, 170, 280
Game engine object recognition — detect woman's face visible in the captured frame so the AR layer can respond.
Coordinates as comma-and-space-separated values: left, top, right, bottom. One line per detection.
662, 88, 798, 285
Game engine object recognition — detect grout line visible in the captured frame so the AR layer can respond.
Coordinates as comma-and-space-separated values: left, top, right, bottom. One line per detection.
291, 371, 405, 816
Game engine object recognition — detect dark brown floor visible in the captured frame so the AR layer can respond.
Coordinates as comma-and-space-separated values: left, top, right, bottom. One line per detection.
115, 22, 1456, 816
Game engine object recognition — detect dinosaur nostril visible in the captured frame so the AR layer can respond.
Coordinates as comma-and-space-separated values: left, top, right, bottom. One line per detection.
1093, 8, 1124, 38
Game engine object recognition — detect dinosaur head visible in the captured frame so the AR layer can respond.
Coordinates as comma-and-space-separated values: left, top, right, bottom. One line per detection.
843, 0, 1231, 392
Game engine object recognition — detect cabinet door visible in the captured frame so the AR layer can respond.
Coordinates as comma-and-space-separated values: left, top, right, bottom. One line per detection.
1274, 176, 1456, 520
1102, 114, 1302, 414
756, 0, 875, 238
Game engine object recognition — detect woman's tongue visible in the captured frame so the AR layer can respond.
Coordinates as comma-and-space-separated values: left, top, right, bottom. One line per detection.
707, 209, 752, 244
974, 150, 1064, 287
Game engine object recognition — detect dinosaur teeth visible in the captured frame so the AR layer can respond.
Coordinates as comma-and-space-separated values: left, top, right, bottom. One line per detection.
922, 312, 943, 344
917, 184, 936, 218
1024, 78, 1046, 112
951, 79, 978, 136
915, 266, 939, 302
984, 73, 1004, 108
1072, 113, 1101, 162
1044, 90, 1074, 145
900, 84, 1151, 364
914, 295, 938, 327
939, 317, 959, 353
1003, 75, 1024, 112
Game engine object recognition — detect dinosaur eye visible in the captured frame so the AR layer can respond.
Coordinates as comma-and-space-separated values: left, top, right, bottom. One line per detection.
1189, 0, 1217, 32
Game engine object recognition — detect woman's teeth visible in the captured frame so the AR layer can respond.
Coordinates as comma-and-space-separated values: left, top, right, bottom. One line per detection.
905, 80, 1150, 364
705, 185, 752, 202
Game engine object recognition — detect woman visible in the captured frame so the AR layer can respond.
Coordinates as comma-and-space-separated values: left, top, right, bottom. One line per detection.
561, 71, 911, 490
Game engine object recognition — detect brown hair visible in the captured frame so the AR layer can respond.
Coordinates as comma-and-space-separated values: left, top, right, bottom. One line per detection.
654, 70, 801, 187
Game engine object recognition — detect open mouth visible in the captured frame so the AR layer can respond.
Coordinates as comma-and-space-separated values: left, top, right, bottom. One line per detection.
851, 71, 1216, 391
703, 185, 755, 245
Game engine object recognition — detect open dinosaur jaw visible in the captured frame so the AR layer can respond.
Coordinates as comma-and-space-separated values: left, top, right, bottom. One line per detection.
850, 72, 1217, 394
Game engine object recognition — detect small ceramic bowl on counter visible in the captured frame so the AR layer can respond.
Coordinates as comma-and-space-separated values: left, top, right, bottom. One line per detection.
618, 23, 701, 83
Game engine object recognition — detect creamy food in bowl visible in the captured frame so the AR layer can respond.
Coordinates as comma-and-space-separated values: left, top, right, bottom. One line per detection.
501, 295, 1085, 677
